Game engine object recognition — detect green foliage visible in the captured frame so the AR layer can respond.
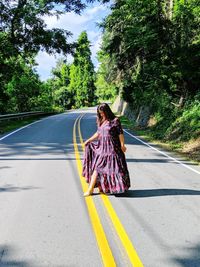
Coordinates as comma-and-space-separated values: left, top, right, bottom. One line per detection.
97, 0, 200, 144
69, 31, 97, 107
165, 101, 200, 141
1, 55, 42, 112
98, 0, 200, 106
30, 82, 54, 112
0, 1, 100, 114
0, 53, 55, 113
0, 0, 86, 57
95, 73, 117, 101
50, 58, 74, 109
47, 31, 97, 111
95, 52, 117, 101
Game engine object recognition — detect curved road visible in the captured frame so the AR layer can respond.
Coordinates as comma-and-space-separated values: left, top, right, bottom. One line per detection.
0, 108, 200, 267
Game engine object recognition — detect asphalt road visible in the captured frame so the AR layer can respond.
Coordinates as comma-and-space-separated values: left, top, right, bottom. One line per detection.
0, 108, 200, 267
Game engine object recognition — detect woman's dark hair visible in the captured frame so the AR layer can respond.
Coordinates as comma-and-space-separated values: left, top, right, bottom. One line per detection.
97, 103, 116, 126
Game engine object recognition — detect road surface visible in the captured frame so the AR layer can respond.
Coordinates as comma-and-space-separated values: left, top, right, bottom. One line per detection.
0, 108, 200, 267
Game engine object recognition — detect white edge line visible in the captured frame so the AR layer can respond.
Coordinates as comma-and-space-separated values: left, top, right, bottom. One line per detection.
0, 114, 60, 141
124, 129, 200, 176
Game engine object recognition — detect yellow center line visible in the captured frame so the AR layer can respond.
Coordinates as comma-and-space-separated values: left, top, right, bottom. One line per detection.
78, 114, 144, 267
77, 114, 84, 150
73, 115, 116, 267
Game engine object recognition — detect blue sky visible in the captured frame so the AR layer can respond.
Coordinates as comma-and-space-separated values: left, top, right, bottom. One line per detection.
35, 3, 111, 81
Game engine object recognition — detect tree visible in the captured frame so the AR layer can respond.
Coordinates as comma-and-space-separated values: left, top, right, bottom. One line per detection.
0, 0, 87, 57
98, 0, 200, 109
0, 0, 107, 113
69, 31, 96, 107
50, 58, 73, 109
95, 50, 117, 101
95, 0, 200, 142
5, 56, 43, 112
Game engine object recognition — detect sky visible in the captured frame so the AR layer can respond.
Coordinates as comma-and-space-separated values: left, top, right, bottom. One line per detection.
35, 3, 111, 81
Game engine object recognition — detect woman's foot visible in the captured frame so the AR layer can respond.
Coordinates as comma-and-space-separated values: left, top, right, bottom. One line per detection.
83, 189, 93, 197
84, 171, 97, 197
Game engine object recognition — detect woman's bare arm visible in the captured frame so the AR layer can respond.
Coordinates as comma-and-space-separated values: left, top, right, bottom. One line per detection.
119, 133, 127, 153
84, 132, 99, 146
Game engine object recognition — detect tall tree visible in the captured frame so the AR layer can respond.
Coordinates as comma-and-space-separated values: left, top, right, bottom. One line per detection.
0, 0, 103, 113
95, 50, 117, 101
98, 0, 200, 109
5, 56, 43, 112
69, 31, 96, 107
0, 0, 86, 57
51, 58, 73, 109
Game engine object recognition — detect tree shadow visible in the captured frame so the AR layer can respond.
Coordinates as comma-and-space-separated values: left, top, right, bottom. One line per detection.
0, 244, 34, 267
0, 184, 40, 193
126, 158, 175, 163
173, 243, 200, 267
0, 157, 76, 161
114, 188, 200, 198
0, 143, 75, 158
0, 142, 78, 161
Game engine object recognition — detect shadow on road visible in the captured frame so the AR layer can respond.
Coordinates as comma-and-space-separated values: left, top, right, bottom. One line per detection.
126, 158, 181, 163
173, 243, 200, 267
114, 188, 200, 198
0, 184, 40, 193
0, 143, 75, 158
0, 157, 76, 161
0, 245, 33, 267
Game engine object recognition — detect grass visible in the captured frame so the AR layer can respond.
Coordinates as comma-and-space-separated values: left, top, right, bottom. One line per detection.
118, 116, 135, 130
119, 115, 200, 165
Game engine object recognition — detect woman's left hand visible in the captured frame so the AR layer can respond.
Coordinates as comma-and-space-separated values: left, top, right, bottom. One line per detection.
84, 139, 90, 146
121, 145, 127, 153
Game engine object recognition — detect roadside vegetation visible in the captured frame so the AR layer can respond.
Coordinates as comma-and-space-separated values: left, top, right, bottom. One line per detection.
97, 0, 200, 163
120, 108, 200, 164
0, 1, 98, 115
1, 0, 199, 162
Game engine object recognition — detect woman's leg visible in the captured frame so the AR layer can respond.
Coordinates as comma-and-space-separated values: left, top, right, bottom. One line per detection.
84, 170, 98, 196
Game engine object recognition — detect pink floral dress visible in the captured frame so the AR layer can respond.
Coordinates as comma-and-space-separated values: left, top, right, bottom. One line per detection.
82, 117, 130, 194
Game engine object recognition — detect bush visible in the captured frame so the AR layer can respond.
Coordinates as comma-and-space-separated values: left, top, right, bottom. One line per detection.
165, 101, 200, 141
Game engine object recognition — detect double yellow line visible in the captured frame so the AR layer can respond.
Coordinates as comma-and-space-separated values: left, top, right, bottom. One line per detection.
73, 114, 144, 267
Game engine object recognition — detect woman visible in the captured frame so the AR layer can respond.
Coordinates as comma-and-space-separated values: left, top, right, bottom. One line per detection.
82, 103, 131, 196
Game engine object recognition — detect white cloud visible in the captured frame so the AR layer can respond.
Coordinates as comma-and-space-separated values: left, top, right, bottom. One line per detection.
86, 5, 107, 15
87, 30, 100, 41
36, 3, 111, 80
44, 5, 106, 32
91, 34, 102, 61
44, 12, 91, 31
9, 0, 18, 8
35, 51, 58, 81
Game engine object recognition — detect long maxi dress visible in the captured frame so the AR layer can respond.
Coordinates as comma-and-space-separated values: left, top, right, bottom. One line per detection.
82, 117, 131, 194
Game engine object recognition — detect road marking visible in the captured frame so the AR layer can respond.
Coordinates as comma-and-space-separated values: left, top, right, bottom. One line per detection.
0, 114, 61, 141
100, 195, 144, 267
78, 115, 144, 267
0, 120, 42, 141
124, 130, 200, 175
78, 114, 84, 147
73, 115, 116, 267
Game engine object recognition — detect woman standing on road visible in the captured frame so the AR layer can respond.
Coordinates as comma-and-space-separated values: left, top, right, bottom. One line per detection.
82, 103, 130, 196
